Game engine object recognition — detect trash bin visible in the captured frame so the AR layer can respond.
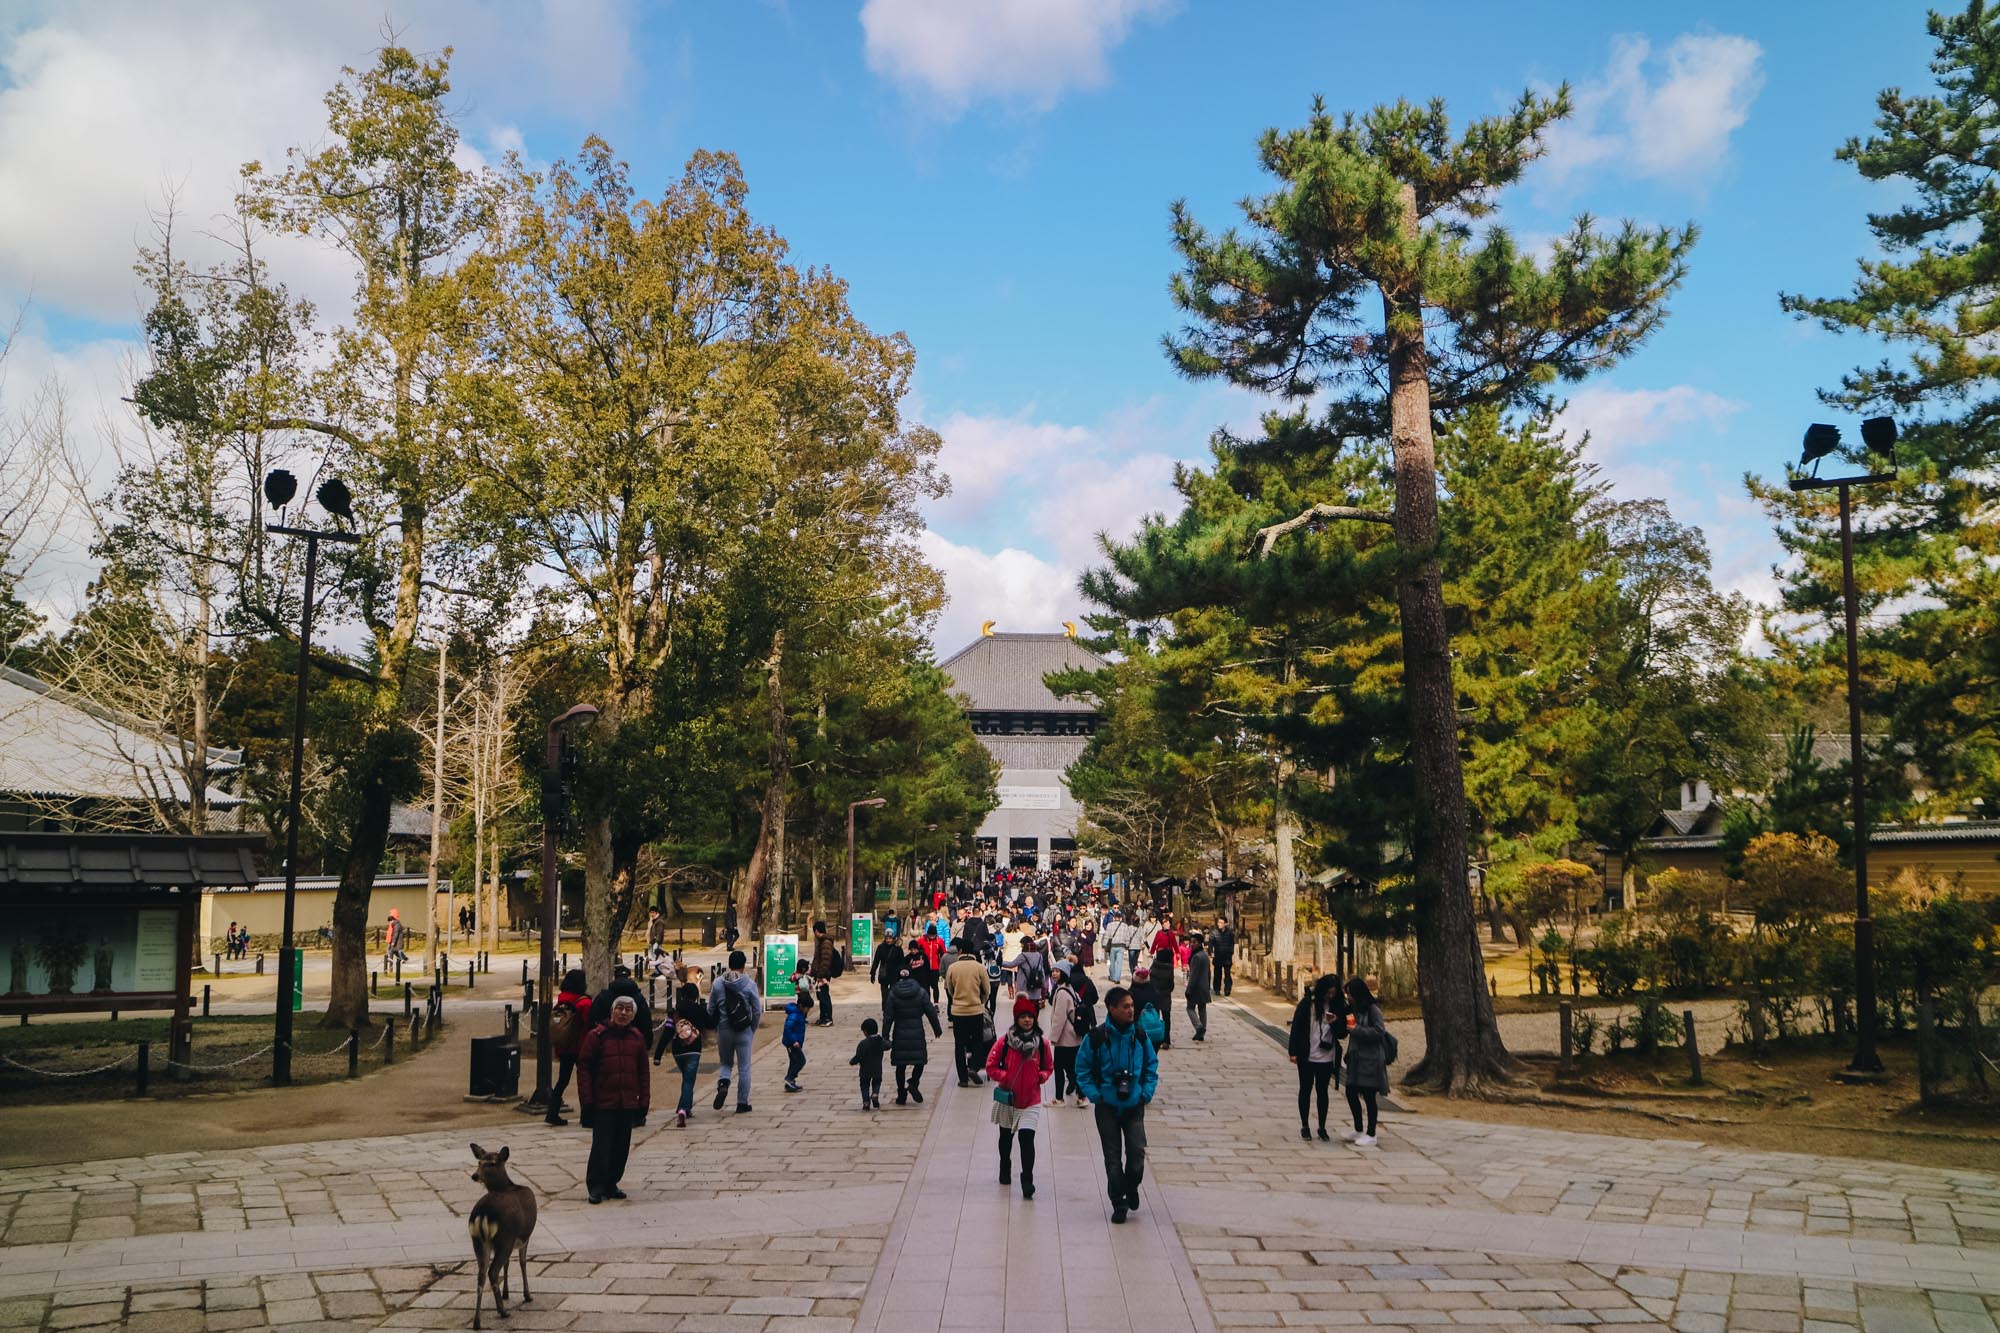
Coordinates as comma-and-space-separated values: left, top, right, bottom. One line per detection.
469, 1035, 520, 1098
701, 914, 717, 947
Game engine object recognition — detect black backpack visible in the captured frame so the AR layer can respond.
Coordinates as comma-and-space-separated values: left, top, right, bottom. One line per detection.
1071, 995, 1097, 1039
721, 982, 754, 1031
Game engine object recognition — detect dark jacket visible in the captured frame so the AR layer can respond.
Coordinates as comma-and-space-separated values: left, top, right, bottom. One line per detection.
591, 977, 653, 1042
810, 933, 838, 981
903, 949, 936, 995
850, 1033, 886, 1077
1184, 951, 1212, 1004
885, 976, 941, 1065
655, 981, 713, 1061
870, 938, 906, 986
1288, 991, 1349, 1061
1344, 1003, 1390, 1092
577, 1022, 651, 1122
782, 1001, 808, 1046
1150, 948, 1177, 994
1212, 926, 1236, 965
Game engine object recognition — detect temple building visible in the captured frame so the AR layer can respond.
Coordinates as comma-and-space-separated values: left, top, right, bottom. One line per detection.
940, 625, 1103, 874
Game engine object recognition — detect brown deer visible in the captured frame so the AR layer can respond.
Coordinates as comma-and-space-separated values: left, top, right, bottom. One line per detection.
467, 1143, 537, 1327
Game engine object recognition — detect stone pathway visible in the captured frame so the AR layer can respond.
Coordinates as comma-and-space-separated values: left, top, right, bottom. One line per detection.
0, 969, 1996, 1331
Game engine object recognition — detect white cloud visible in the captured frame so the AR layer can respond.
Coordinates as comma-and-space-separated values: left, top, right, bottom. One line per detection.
860, 0, 1174, 113
919, 529, 1081, 654
928, 411, 1092, 529
1558, 383, 1741, 453
0, 1, 638, 323
1537, 33, 1764, 189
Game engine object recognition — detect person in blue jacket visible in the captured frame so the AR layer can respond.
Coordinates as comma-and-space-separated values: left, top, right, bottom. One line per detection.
1074, 985, 1158, 1225
781, 996, 809, 1093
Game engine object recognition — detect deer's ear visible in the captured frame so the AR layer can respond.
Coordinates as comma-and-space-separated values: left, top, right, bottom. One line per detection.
470, 1143, 484, 1159
498, 1146, 510, 1162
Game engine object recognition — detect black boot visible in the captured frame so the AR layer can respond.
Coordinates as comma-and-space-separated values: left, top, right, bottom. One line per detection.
999, 1156, 1011, 1185
1021, 1169, 1035, 1200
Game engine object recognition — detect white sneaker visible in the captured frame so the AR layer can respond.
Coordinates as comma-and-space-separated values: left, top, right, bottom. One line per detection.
1051, 1096, 1065, 1106
1353, 1134, 1378, 1148
1338, 1128, 1359, 1142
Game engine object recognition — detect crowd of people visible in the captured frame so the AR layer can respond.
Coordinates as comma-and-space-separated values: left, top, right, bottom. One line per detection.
534, 870, 1392, 1211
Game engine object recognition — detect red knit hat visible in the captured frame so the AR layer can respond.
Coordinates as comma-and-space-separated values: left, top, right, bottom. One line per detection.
1012, 995, 1038, 1021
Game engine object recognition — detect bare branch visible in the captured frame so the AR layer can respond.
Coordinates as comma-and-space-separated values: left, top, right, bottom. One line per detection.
1254, 502, 1392, 558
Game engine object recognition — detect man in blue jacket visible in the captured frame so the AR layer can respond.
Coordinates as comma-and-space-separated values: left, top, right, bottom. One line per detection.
1074, 985, 1159, 1224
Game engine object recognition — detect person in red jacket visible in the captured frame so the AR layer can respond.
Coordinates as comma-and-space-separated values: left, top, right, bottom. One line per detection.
545, 968, 592, 1126
578, 995, 650, 1203
985, 995, 1054, 1199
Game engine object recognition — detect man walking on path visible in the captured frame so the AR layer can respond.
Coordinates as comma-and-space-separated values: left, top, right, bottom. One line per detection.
944, 943, 992, 1085
1076, 986, 1158, 1224
708, 950, 763, 1114
1212, 918, 1235, 996
1184, 933, 1212, 1042
809, 921, 838, 1027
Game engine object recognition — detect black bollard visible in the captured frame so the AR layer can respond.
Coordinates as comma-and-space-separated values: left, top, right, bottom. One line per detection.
523, 981, 533, 1014
521, 959, 529, 986
110, 1010, 118, 1022
385, 1022, 395, 1065
255, 952, 265, 975
467, 961, 475, 989
395, 956, 402, 985
202, 984, 211, 1018
348, 1028, 360, 1078
1683, 1010, 1702, 1085
214, 952, 222, 977
403, 980, 414, 1017
135, 1040, 149, 1097
504, 1003, 516, 1039
1558, 1002, 1575, 1075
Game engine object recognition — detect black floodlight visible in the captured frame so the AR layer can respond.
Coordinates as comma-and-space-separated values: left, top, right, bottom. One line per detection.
315, 477, 355, 526
1800, 423, 1842, 475
263, 468, 298, 509
1859, 416, 1898, 466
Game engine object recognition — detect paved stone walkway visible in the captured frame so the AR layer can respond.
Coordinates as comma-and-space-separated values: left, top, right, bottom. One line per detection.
0, 969, 1995, 1331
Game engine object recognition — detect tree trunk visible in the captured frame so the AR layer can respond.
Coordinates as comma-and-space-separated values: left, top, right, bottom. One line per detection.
425, 638, 447, 972
324, 778, 394, 1028
1271, 756, 1299, 966
1380, 191, 1515, 1093
738, 628, 789, 939
582, 816, 634, 989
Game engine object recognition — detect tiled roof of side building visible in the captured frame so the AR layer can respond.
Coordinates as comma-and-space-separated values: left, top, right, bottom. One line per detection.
939, 632, 1105, 714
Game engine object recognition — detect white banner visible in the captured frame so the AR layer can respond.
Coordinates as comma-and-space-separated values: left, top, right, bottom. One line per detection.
997, 785, 1061, 810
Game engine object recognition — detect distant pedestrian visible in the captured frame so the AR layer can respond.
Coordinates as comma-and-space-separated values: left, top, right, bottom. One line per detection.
782, 991, 809, 1093
1146, 948, 1176, 1049
1046, 965, 1091, 1105
987, 995, 1053, 1199
544, 968, 592, 1127
1184, 933, 1212, 1043
945, 943, 993, 1086
851, 1017, 886, 1109
708, 950, 763, 1114
809, 921, 838, 1027
647, 907, 667, 956
1212, 918, 1236, 996
1289, 974, 1346, 1141
654, 964, 712, 1128
871, 933, 907, 1024
1075, 986, 1158, 1225
885, 967, 942, 1105
1342, 977, 1390, 1147
383, 909, 408, 965
577, 995, 649, 1203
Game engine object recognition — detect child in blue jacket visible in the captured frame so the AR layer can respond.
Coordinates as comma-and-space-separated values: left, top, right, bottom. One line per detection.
782, 997, 808, 1092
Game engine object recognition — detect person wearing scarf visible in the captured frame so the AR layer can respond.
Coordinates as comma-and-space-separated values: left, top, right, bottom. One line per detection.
985, 994, 1054, 1199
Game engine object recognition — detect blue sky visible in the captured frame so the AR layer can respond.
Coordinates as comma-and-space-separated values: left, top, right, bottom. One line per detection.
0, 0, 1943, 649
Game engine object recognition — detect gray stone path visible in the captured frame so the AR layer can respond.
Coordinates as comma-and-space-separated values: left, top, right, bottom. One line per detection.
0, 968, 1996, 1331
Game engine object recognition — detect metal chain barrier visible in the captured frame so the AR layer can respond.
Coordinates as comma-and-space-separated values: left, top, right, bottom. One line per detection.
287, 1034, 356, 1063
164, 1043, 276, 1072
0, 1050, 137, 1078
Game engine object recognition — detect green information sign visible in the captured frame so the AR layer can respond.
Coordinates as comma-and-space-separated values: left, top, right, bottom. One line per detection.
849, 913, 874, 962
288, 947, 303, 1012
763, 934, 798, 999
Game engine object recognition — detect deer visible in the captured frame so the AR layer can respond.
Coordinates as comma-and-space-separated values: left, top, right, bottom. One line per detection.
467, 1143, 537, 1328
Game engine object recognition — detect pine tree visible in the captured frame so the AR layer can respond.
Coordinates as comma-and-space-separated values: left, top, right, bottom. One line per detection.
1167, 94, 1694, 1093
1763, 0, 2000, 815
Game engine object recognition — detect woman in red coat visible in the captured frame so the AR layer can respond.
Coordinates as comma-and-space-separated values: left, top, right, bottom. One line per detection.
985, 995, 1053, 1199
577, 995, 650, 1203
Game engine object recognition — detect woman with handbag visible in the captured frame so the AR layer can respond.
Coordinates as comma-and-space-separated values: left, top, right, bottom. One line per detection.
1342, 977, 1391, 1147
654, 964, 713, 1128
985, 995, 1053, 1198
1288, 973, 1347, 1141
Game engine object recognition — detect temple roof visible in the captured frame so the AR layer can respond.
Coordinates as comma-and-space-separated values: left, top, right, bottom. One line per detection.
939, 632, 1103, 714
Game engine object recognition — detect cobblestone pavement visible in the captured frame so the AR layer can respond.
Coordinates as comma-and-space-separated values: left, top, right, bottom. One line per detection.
0, 972, 1995, 1331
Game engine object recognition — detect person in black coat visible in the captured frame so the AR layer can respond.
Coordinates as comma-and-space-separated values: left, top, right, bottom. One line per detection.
591, 964, 653, 1043
884, 971, 942, 1105
1288, 973, 1347, 1141
1149, 946, 1176, 1048
871, 935, 907, 1024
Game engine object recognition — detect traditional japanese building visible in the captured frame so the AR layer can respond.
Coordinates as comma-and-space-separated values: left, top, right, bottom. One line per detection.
940, 625, 1103, 873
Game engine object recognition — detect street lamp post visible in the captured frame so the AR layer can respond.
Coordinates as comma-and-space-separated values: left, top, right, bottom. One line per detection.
845, 797, 888, 930
265, 472, 360, 1088
528, 703, 599, 1109
1789, 417, 1897, 1076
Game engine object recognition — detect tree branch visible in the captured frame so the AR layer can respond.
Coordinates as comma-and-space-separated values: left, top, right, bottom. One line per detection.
1254, 502, 1392, 557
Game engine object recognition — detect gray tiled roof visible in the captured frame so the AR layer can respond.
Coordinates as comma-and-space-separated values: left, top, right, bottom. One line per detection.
0, 668, 244, 807
939, 633, 1104, 714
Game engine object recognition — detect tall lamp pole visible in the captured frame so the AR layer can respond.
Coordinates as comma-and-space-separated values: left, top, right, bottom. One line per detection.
264, 472, 360, 1088
845, 797, 887, 929
529, 703, 598, 1108
1788, 417, 1897, 1076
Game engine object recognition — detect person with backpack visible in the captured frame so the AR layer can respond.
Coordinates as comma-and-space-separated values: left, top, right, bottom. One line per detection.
1004, 937, 1050, 1011
1128, 967, 1168, 1050
708, 951, 764, 1115
1074, 985, 1158, 1225
1184, 933, 1213, 1043
1342, 977, 1391, 1146
1288, 973, 1347, 1141
577, 995, 649, 1204
1045, 965, 1092, 1105
809, 921, 840, 1027
885, 966, 942, 1105
944, 943, 993, 1086
653, 964, 713, 1128
1146, 945, 1177, 1049
781, 991, 809, 1094
986, 995, 1054, 1199
544, 968, 592, 1126
850, 1017, 886, 1109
